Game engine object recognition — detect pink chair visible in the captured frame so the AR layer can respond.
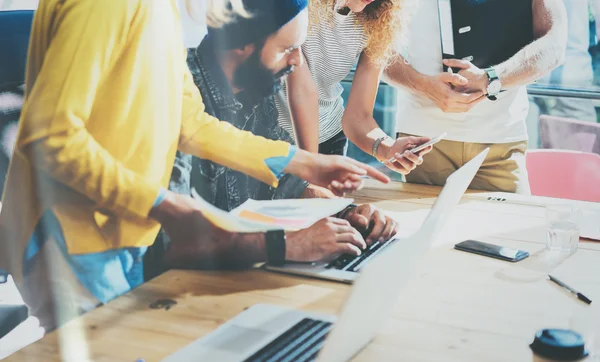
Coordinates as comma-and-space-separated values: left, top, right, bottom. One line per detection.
539, 115, 600, 155
526, 149, 600, 202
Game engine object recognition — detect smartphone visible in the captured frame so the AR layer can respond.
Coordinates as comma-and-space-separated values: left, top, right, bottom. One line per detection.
454, 240, 529, 262
411, 132, 447, 154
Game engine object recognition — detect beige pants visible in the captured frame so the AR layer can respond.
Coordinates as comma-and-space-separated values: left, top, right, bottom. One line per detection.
399, 134, 531, 195
18, 236, 100, 334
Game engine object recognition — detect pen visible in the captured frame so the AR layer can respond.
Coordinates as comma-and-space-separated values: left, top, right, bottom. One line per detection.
548, 275, 592, 305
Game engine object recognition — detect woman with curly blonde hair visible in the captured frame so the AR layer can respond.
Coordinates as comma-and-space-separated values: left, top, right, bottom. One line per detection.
275, 0, 431, 175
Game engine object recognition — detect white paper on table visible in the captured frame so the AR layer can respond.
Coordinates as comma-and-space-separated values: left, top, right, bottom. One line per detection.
191, 190, 280, 232
192, 190, 353, 232
581, 209, 600, 240
230, 197, 354, 231
464, 192, 600, 241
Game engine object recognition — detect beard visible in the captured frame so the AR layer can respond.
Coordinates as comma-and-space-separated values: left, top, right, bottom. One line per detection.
232, 45, 294, 108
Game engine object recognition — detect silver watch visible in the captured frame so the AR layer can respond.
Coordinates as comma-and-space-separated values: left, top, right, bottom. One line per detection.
484, 67, 502, 101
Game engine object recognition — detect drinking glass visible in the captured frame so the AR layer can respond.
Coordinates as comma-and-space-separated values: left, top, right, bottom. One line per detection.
546, 205, 581, 255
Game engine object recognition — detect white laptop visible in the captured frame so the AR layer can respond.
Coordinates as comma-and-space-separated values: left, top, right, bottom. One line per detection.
263, 148, 490, 284
162, 148, 490, 362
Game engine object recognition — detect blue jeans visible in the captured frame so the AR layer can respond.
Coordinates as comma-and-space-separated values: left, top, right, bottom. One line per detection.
23, 211, 147, 305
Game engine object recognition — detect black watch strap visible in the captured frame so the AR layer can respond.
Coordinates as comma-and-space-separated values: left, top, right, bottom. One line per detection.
266, 230, 286, 266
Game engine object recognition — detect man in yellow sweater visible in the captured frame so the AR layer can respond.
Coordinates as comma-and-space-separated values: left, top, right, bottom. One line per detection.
0, 0, 388, 332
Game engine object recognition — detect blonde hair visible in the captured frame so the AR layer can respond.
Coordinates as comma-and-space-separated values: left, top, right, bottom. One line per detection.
185, 0, 252, 28
309, 0, 416, 66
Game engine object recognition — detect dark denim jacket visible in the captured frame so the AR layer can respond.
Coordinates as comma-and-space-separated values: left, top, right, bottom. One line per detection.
144, 38, 308, 280
187, 40, 308, 211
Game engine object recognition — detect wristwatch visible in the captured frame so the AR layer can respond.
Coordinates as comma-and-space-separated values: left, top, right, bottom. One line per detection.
484, 68, 502, 101
265, 230, 286, 266
484, 67, 502, 101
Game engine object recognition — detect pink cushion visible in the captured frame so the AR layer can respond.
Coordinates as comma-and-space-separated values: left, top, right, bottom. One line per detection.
527, 150, 600, 202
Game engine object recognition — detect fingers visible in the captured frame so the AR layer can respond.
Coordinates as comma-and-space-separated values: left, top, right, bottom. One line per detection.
438, 72, 468, 86
402, 150, 423, 165
458, 91, 486, 104
347, 173, 364, 182
346, 158, 390, 184
441, 92, 485, 113
387, 151, 421, 175
336, 230, 367, 251
329, 179, 364, 196
330, 218, 367, 250
346, 178, 364, 191
380, 216, 397, 241
416, 145, 433, 157
443, 58, 472, 70
330, 217, 352, 226
366, 210, 386, 243
362, 164, 390, 184
328, 183, 346, 197
405, 136, 431, 147
346, 211, 369, 230
391, 217, 400, 237
331, 157, 388, 185
392, 154, 414, 174
336, 157, 368, 176
334, 242, 362, 257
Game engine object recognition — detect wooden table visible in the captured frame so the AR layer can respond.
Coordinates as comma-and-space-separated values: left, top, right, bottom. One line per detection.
7, 183, 600, 362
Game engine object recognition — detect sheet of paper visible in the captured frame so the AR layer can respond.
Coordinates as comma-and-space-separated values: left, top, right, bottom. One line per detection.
581, 209, 600, 241
192, 190, 353, 232
192, 190, 283, 232
464, 192, 600, 211
230, 198, 354, 231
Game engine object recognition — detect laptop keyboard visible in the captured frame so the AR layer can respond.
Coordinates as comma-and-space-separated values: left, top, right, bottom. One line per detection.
244, 318, 332, 362
325, 239, 394, 272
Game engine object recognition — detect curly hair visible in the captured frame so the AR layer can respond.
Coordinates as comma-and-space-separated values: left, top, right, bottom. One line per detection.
308, 0, 416, 66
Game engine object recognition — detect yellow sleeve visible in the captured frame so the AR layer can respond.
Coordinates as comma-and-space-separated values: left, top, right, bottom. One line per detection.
18, 0, 160, 220
179, 62, 291, 188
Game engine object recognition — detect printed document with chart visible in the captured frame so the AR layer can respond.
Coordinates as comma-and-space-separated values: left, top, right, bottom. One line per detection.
191, 189, 353, 232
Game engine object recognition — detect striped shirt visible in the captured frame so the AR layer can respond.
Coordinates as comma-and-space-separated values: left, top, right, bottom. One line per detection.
275, 10, 367, 144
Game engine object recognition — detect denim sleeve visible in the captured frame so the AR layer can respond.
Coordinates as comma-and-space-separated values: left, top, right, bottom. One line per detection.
272, 174, 309, 200
264, 145, 297, 180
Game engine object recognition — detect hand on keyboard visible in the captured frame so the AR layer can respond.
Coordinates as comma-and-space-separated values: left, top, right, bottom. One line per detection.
285, 218, 367, 262
359, 222, 375, 249
326, 239, 394, 272
339, 204, 399, 245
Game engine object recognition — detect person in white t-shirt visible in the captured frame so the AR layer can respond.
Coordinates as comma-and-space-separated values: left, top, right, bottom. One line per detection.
384, 0, 568, 194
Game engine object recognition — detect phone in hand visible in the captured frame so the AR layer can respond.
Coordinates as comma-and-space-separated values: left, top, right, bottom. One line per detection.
410, 132, 447, 154
384, 132, 447, 165
454, 240, 529, 262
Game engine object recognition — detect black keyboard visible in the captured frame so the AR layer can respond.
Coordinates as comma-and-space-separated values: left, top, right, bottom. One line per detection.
244, 318, 332, 362
325, 239, 394, 272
